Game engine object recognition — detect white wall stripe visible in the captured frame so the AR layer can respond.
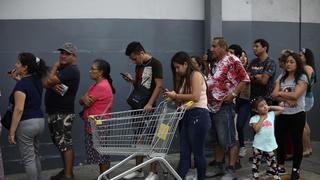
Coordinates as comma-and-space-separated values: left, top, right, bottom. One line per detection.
222, 0, 320, 23
0, 0, 204, 20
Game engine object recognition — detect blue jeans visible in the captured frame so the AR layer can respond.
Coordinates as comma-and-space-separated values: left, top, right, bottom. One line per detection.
212, 103, 237, 149
235, 98, 251, 147
177, 108, 211, 180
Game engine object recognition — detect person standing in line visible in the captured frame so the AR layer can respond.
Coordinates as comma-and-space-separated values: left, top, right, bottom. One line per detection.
205, 37, 249, 180
80, 59, 116, 177
249, 97, 283, 180
191, 55, 209, 76
164, 51, 211, 180
299, 48, 316, 157
277, 49, 295, 161
7, 53, 47, 180
43, 43, 80, 180
271, 52, 308, 180
228, 45, 251, 169
247, 39, 276, 105
122, 41, 163, 180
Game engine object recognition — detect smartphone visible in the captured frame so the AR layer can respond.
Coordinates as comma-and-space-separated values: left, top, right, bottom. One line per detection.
7, 68, 16, 74
120, 73, 130, 79
161, 87, 168, 92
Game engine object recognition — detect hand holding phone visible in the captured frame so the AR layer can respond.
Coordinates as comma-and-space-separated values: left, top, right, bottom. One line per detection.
7, 68, 16, 75
120, 73, 133, 82
161, 87, 168, 92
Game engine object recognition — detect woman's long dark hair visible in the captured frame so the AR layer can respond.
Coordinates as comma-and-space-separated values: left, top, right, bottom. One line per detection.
94, 59, 116, 94
280, 52, 306, 84
302, 48, 317, 83
18, 52, 47, 78
171, 51, 197, 94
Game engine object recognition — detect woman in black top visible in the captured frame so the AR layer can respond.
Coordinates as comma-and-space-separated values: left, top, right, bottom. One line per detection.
8, 52, 47, 180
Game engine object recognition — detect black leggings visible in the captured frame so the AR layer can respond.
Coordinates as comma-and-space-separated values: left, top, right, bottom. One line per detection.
275, 111, 306, 169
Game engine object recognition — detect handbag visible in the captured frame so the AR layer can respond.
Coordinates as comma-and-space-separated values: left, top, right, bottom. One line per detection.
1, 109, 13, 130
127, 77, 152, 109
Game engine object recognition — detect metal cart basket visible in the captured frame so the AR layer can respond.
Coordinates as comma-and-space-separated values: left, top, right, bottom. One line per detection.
90, 101, 192, 180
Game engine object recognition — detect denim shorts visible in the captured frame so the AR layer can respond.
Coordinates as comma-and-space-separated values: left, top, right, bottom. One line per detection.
211, 103, 237, 149
47, 113, 75, 152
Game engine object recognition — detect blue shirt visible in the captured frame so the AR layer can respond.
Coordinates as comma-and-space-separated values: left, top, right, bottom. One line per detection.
249, 111, 277, 152
45, 65, 80, 114
10, 76, 43, 121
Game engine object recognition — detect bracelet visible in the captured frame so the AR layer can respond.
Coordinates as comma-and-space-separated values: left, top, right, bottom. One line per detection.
231, 92, 237, 98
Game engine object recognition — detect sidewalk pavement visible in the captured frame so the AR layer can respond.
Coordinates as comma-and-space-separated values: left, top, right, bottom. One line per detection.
5, 142, 320, 180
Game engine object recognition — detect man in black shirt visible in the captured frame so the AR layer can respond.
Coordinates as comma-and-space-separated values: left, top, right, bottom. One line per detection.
44, 42, 80, 180
248, 39, 276, 104
122, 42, 163, 180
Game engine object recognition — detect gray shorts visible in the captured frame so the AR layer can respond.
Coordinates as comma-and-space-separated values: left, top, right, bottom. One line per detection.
211, 103, 237, 149
47, 113, 75, 152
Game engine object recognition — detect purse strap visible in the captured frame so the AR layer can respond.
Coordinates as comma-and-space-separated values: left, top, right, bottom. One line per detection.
140, 77, 150, 86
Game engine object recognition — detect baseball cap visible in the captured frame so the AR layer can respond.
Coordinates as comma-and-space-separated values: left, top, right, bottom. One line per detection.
58, 42, 77, 55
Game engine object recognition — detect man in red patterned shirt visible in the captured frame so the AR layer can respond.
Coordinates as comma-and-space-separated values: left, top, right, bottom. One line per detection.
206, 37, 250, 179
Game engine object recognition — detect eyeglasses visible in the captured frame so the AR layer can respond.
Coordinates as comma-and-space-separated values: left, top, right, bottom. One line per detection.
90, 67, 99, 71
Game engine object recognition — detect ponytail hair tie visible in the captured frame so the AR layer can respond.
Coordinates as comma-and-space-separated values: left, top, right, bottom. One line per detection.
35, 57, 40, 65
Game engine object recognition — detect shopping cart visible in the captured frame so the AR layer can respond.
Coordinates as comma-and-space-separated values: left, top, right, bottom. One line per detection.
90, 100, 192, 180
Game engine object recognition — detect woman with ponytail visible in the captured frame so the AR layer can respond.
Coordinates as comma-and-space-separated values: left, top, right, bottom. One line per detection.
7, 52, 47, 180
79, 59, 115, 176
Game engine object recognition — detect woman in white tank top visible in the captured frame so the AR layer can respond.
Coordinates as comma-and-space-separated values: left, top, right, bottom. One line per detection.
164, 51, 211, 180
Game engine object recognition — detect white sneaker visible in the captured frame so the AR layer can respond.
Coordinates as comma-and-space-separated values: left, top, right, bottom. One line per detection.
144, 172, 159, 180
123, 171, 145, 179
186, 169, 197, 180
239, 147, 247, 157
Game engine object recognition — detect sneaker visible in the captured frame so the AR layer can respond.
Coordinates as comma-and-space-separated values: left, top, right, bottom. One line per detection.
221, 166, 236, 180
239, 147, 247, 157
145, 172, 159, 180
123, 171, 145, 179
186, 169, 197, 180
206, 165, 224, 177
266, 170, 280, 179
277, 167, 286, 175
291, 168, 300, 180
50, 169, 64, 180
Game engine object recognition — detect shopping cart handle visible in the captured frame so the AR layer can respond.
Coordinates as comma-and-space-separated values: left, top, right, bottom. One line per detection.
180, 101, 194, 109
88, 115, 103, 125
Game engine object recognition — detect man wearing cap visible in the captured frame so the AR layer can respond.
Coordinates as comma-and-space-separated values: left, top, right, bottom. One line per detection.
43, 43, 80, 180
